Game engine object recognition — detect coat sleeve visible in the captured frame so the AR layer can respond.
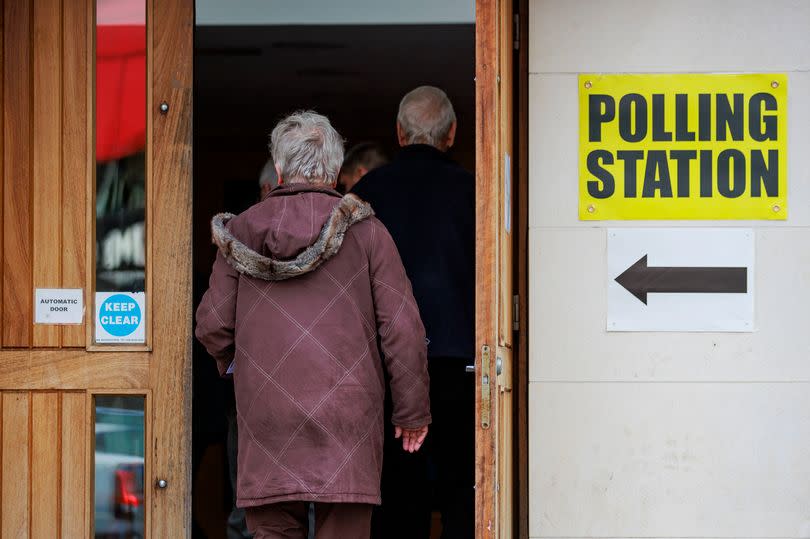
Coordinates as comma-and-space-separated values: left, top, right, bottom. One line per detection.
195, 250, 239, 377
368, 220, 431, 429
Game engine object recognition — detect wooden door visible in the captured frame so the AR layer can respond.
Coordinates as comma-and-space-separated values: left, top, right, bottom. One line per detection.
0, 0, 192, 536
475, 0, 516, 536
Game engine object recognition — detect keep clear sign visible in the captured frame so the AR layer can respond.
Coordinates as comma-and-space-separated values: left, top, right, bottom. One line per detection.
608, 228, 754, 332
95, 292, 145, 344
580, 73, 787, 220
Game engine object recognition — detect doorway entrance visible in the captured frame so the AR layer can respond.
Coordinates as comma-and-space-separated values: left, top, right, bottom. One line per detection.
191, 4, 476, 537
0, 0, 522, 537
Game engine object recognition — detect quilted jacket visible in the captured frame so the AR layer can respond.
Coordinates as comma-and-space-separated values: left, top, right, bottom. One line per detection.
195, 182, 431, 508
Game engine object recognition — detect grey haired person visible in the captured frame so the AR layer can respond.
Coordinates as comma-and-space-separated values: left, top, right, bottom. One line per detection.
196, 111, 431, 539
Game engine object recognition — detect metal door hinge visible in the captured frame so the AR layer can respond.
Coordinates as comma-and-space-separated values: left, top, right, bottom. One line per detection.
513, 13, 520, 51
481, 345, 491, 429
512, 294, 520, 331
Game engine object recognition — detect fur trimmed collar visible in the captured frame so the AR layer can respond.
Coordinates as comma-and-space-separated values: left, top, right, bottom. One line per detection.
210, 193, 374, 281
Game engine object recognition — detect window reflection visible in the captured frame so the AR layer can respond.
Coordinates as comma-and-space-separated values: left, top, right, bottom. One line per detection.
96, 0, 146, 292
94, 395, 145, 539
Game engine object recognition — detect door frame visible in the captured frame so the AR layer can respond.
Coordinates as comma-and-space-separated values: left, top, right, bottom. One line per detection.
474, 0, 529, 537
514, 0, 530, 537
147, 0, 194, 534
475, 0, 530, 536
474, 0, 499, 528
179, 0, 527, 535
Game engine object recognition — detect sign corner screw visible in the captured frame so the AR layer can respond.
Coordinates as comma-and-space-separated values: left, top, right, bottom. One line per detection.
771, 80, 779, 89
587, 204, 596, 213
584, 80, 592, 89
772, 204, 781, 212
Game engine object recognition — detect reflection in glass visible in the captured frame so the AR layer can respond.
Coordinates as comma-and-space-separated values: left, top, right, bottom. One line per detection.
94, 395, 145, 539
96, 0, 147, 292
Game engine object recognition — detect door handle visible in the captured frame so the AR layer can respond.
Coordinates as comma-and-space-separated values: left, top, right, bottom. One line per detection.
465, 365, 475, 373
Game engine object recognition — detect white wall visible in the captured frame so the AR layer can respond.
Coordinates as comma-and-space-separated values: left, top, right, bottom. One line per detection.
528, 1, 810, 537
195, 0, 475, 26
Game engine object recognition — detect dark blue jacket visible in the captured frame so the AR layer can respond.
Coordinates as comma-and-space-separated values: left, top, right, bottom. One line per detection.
352, 144, 475, 360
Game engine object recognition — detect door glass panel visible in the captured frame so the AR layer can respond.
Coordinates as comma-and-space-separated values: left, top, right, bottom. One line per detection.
95, 0, 147, 293
94, 395, 145, 538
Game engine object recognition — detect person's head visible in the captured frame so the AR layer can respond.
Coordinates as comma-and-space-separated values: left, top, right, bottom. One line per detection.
396, 85, 457, 151
338, 142, 388, 192
269, 110, 344, 187
258, 158, 278, 199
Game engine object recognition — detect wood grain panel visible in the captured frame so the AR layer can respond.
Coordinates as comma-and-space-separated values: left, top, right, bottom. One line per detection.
0, 350, 150, 390
496, 2, 515, 537
0, 0, 5, 345
497, 346, 514, 539
3, 0, 33, 347
475, 0, 499, 536
32, 0, 63, 347
498, 0, 514, 349
30, 392, 59, 538
2, 392, 30, 538
60, 0, 88, 348
150, 0, 194, 534
61, 392, 86, 538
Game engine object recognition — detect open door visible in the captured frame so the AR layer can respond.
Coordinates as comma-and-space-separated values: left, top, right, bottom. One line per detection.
0, 0, 192, 536
475, 0, 516, 536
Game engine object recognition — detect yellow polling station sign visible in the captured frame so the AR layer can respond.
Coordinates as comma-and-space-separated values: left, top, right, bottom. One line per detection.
579, 73, 787, 220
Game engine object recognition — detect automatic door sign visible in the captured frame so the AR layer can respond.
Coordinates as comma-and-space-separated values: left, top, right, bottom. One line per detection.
607, 228, 754, 332
95, 292, 146, 343
579, 73, 787, 220
35, 288, 84, 324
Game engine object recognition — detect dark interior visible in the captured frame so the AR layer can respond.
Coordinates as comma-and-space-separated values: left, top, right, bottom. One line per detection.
191, 23, 475, 537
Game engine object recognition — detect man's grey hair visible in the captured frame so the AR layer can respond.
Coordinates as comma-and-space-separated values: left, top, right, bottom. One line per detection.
397, 86, 457, 147
258, 158, 278, 186
269, 111, 344, 184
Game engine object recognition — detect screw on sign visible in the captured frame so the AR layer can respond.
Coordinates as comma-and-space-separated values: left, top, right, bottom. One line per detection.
99, 294, 142, 337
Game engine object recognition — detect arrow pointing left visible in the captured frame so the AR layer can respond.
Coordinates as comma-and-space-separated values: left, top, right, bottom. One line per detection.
615, 254, 748, 305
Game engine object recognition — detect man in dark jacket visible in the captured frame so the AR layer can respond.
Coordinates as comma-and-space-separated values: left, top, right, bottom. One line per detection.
196, 111, 431, 539
352, 86, 475, 539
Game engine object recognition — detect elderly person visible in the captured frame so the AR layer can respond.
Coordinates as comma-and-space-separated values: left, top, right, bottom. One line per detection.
196, 111, 431, 539
258, 158, 278, 200
337, 142, 388, 193
352, 86, 475, 538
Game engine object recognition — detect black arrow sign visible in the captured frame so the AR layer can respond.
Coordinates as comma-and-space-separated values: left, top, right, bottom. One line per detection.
615, 255, 748, 305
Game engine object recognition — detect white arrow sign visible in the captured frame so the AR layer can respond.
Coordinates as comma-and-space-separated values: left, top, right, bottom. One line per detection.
607, 228, 754, 332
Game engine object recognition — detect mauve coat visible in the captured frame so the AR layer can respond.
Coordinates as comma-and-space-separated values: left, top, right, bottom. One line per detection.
195, 183, 431, 508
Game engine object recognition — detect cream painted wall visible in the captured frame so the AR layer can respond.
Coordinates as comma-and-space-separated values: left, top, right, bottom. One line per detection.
528, 1, 810, 537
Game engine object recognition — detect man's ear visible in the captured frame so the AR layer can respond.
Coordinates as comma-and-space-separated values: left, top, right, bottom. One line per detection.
445, 121, 457, 149
274, 163, 283, 185
396, 122, 408, 147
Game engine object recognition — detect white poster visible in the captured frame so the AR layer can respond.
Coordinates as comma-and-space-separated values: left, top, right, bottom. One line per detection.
607, 228, 754, 332
95, 292, 146, 343
35, 289, 84, 324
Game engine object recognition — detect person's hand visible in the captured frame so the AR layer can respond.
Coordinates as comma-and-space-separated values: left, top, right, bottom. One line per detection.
394, 425, 428, 453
